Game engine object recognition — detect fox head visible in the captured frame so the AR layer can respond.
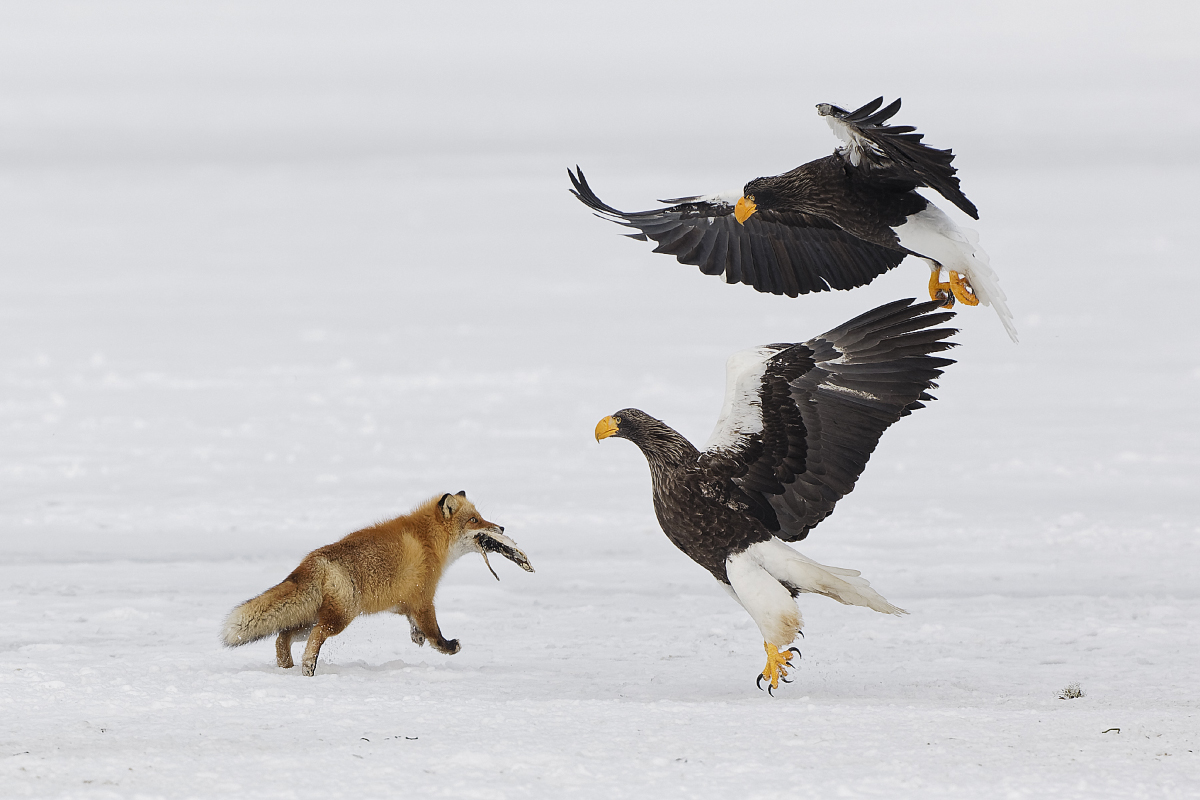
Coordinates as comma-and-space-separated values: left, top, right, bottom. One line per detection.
438, 492, 534, 578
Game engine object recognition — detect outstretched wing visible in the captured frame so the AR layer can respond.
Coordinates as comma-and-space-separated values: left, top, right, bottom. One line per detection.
703, 298, 957, 541
569, 167, 906, 297
818, 97, 979, 219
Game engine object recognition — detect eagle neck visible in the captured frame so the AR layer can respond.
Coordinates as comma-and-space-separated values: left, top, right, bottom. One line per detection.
627, 425, 699, 483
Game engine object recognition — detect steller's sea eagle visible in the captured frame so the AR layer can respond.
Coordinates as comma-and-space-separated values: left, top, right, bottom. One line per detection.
595, 299, 957, 692
570, 97, 1016, 342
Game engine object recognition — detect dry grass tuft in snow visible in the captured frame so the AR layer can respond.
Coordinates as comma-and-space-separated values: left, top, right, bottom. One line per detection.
1058, 682, 1085, 700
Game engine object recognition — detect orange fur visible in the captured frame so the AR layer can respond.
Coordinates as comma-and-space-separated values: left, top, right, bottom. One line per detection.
221, 492, 503, 676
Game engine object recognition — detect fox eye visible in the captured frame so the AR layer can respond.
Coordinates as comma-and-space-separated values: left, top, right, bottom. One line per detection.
469, 517, 477, 523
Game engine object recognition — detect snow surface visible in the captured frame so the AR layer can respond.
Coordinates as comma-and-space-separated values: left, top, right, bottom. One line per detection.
2, 1, 1199, 798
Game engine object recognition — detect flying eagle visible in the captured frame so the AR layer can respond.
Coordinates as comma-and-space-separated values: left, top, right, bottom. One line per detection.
570, 97, 1016, 342
594, 299, 957, 692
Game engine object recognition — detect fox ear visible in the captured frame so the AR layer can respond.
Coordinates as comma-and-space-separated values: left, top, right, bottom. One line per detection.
438, 493, 457, 518
455, 490, 466, 497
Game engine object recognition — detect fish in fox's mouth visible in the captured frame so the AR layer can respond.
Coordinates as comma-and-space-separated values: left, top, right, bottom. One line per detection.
475, 530, 534, 579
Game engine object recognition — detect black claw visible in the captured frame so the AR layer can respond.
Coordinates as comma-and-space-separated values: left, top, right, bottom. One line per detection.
756, 674, 765, 692
767, 683, 776, 697
781, 675, 793, 684
787, 647, 802, 658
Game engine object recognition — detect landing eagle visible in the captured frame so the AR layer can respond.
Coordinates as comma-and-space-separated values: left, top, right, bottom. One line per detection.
595, 299, 957, 691
571, 97, 1016, 341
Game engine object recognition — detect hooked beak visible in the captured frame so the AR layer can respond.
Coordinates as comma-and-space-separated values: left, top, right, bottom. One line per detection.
595, 415, 620, 441
475, 529, 535, 580
734, 196, 757, 225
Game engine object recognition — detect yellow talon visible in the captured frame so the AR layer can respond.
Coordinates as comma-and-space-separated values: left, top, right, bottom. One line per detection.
949, 271, 979, 306
928, 269, 954, 309
760, 642, 795, 691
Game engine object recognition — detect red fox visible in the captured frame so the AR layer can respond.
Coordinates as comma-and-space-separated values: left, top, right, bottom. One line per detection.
221, 492, 533, 676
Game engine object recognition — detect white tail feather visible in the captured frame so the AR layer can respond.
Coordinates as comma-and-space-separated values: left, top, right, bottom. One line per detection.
757, 539, 906, 616
893, 205, 1018, 343
726, 539, 906, 647
954, 227, 1018, 343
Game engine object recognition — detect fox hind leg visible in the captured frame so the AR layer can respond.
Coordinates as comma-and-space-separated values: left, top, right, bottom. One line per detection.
300, 606, 352, 677
276, 630, 294, 668
275, 625, 313, 669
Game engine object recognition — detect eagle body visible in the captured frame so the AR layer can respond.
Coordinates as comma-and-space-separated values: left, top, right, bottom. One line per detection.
746, 154, 929, 252
626, 420, 772, 584
596, 299, 959, 689
571, 97, 1017, 341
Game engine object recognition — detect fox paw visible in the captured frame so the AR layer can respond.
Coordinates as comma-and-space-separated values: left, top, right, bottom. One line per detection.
434, 638, 460, 655
301, 659, 317, 677
410, 627, 426, 647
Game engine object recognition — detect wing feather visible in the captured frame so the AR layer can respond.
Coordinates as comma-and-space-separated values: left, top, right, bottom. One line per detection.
715, 227, 739, 281
818, 97, 979, 220
703, 299, 958, 541
569, 167, 906, 297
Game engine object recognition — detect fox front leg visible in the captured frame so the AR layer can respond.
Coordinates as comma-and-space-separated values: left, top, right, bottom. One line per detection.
402, 613, 426, 647
390, 608, 427, 647
410, 605, 459, 655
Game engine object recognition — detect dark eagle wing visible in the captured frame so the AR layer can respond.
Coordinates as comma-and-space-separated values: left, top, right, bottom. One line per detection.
819, 97, 979, 219
569, 167, 906, 297
703, 298, 957, 541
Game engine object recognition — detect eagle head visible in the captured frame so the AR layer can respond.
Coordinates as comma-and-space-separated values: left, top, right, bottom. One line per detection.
594, 409, 644, 442
736, 177, 782, 224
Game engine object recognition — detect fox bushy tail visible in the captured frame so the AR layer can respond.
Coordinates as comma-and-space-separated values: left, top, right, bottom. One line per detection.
221, 575, 321, 647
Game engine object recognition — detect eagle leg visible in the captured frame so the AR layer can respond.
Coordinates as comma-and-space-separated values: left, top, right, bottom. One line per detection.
927, 269, 955, 309
949, 271, 980, 306
757, 642, 798, 694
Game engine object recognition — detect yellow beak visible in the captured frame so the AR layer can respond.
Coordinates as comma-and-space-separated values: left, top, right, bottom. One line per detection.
734, 196, 757, 225
594, 415, 620, 442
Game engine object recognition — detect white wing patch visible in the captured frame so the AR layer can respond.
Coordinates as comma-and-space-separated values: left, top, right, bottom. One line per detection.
698, 189, 744, 206
659, 190, 742, 209
825, 116, 883, 168
703, 346, 785, 454
893, 204, 1018, 343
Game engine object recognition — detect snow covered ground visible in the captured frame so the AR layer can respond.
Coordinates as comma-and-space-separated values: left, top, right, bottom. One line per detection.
2, 1, 1198, 797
